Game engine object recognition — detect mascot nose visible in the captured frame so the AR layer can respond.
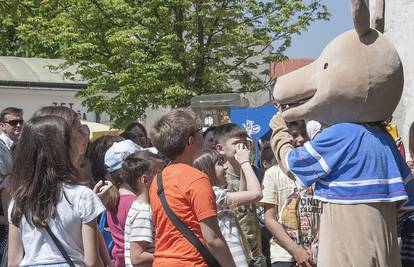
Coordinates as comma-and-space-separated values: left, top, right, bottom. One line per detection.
273, 61, 316, 105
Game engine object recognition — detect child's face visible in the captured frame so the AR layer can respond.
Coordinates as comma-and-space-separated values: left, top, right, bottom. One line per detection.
69, 119, 85, 168
203, 131, 216, 150
289, 125, 308, 148
215, 156, 228, 186
218, 136, 248, 160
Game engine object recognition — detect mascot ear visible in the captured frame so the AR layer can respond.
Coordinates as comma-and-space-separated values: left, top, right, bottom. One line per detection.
371, 0, 385, 33
350, 0, 371, 37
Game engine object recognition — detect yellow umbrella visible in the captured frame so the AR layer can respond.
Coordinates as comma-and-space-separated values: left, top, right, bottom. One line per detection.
81, 121, 121, 141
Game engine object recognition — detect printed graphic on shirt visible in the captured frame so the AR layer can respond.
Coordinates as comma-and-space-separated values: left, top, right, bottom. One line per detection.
280, 187, 321, 247
281, 191, 300, 231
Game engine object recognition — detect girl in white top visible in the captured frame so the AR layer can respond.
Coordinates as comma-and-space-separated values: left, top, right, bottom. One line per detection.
7, 115, 105, 267
193, 144, 262, 267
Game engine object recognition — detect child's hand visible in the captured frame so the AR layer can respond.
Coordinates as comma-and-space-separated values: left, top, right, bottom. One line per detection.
408, 160, 414, 171
234, 143, 250, 165
93, 180, 113, 197
293, 246, 315, 267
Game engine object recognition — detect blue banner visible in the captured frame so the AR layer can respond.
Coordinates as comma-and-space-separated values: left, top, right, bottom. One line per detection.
229, 104, 278, 166
229, 104, 277, 142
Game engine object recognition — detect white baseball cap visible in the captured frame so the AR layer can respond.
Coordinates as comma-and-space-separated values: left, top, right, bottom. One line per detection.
104, 140, 143, 173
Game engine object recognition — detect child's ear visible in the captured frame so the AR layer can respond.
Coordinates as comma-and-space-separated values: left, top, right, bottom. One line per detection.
188, 135, 195, 146
216, 143, 224, 153
141, 175, 149, 185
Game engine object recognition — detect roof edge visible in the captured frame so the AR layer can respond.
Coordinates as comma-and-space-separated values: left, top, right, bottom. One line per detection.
0, 80, 87, 89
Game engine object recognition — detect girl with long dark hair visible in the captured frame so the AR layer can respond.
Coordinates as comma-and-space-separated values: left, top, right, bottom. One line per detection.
7, 115, 105, 266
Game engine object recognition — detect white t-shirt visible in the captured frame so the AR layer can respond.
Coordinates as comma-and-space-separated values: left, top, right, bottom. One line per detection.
8, 183, 105, 266
124, 200, 154, 267
213, 186, 248, 267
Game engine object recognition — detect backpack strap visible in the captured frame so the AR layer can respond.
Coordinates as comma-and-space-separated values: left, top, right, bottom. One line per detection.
156, 173, 220, 267
45, 225, 76, 267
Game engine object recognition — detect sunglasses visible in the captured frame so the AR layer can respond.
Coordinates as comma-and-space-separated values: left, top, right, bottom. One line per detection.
3, 119, 24, 126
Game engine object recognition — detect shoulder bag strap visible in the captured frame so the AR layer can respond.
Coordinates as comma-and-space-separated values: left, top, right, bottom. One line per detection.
156, 173, 220, 267
45, 225, 76, 267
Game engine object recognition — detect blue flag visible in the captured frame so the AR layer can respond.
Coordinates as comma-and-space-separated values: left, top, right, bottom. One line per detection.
229, 104, 277, 166
229, 104, 277, 142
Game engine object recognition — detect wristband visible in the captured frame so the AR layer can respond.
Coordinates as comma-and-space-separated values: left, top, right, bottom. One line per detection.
240, 160, 250, 166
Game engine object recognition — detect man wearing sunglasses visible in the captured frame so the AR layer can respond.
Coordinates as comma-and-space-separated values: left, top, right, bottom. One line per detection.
0, 107, 23, 181
0, 106, 23, 263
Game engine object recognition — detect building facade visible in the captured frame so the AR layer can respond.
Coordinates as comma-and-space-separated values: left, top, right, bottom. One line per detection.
370, 1, 414, 152
0, 57, 110, 124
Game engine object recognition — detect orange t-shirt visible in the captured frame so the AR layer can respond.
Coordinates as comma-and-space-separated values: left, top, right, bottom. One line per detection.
149, 163, 217, 267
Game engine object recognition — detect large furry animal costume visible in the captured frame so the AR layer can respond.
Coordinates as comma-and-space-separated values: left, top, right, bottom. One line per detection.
270, 0, 414, 266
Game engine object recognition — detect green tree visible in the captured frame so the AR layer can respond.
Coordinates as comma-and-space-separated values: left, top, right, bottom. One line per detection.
1, 0, 329, 126
0, 1, 61, 57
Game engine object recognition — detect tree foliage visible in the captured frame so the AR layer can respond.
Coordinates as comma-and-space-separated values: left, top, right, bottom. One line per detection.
0, 0, 329, 126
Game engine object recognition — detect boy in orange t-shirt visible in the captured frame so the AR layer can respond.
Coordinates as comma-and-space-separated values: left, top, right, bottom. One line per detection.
149, 109, 236, 267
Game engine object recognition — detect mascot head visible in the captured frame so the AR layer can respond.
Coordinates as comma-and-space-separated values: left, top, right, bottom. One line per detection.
273, 0, 404, 125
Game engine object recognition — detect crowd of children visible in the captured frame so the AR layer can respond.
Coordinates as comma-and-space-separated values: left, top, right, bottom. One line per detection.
0, 105, 413, 267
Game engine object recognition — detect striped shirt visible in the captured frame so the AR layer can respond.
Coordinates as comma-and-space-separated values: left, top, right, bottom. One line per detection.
398, 211, 414, 267
286, 123, 414, 207
124, 200, 154, 267
213, 186, 248, 267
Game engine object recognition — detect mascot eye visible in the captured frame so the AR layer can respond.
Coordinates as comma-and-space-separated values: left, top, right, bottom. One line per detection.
323, 63, 329, 70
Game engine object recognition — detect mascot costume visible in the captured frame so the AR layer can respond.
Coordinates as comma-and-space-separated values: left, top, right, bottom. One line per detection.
270, 0, 414, 266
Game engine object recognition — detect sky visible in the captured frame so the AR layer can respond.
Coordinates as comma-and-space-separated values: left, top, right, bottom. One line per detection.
285, 1, 354, 59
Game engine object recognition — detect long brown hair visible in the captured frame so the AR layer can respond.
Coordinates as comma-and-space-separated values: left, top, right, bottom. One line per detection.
193, 150, 223, 187
33, 106, 79, 128
10, 116, 79, 227
33, 106, 88, 183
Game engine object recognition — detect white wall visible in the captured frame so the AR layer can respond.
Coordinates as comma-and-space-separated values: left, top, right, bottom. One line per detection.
370, 1, 414, 155
0, 86, 110, 124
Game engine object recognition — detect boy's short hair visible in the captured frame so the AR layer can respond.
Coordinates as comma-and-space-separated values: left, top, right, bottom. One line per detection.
202, 125, 217, 138
150, 109, 200, 160
214, 123, 249, 144
121, 151, 164, 192
260, 142, 277, 168
286, 120, 306, 132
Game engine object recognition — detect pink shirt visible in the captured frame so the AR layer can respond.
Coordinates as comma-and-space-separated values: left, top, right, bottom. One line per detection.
107, 194, 136, 267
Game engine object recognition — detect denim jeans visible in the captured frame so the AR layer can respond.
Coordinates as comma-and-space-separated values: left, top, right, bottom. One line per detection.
271, 261, 295, 267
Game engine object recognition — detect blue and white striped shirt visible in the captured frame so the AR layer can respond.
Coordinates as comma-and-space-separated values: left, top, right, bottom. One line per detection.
286, 123, 414, 207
